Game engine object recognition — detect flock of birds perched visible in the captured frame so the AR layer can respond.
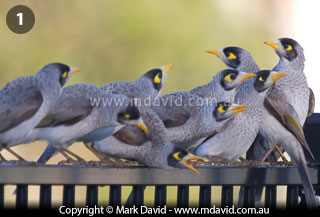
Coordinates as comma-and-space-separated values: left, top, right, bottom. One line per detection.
0, 37, 318, 208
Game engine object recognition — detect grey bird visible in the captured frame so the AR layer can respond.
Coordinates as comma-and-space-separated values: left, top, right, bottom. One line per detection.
264, 39, 314, 127
83, 63, 173, 161
0, 63, 78, 163
101, 63, 174, 100
190, 68, 256, 103
195, 70, 286, 161
34, 83, 147, 164
94, 106, 204, 174
259, 38, 317, 208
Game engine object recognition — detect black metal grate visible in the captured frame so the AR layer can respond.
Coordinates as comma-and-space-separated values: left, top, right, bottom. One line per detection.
0, 165, 319, 209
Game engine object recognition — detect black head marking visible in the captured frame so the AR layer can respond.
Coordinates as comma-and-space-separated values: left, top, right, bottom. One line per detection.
50, 63, 70, 87
222, 47, 242, 68
117, 104, 141, 123
213, 101, 231, 121
125, 104, 140, 120
279, 38, 298, 61
167, 148, 188, 167
220, 69, 240, 91
143, 68, 163, 91
254, 70, 271, 92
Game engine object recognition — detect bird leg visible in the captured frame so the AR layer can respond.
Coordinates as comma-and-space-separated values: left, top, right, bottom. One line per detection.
204, 155, 237, 166
63, 149, 86, 163
57, 148, 86, 165
83, 143, 126, 167
260, 147, 276, 164
274, 145, 292, 165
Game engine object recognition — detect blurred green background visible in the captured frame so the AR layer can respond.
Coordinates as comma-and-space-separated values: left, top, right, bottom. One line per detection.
0, 0, 296, 209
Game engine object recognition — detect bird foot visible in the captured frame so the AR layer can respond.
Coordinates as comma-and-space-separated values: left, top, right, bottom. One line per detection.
1, 159, 35, 165
120, 159, 143, 167
58, 159, 88, 166
87, 161, 103, 166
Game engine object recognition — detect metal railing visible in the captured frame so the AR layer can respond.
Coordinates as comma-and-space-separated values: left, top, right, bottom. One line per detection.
0, 114, 319, 210
0, 164, 319, 209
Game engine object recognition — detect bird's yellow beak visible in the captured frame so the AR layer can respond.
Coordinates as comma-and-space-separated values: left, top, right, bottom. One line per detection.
272, 72, 287, 83
264, 41, 280, 50
206, 49, 222, 57
135, 123, 148, 134
182, 153, 203, 175
241, 73, 256, 82
231, 104, 248, 116
71, 68, 80, 75
164, 63, 174, 76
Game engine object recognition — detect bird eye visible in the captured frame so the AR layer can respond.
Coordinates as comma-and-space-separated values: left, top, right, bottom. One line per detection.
217, 105, 226, 113
124, 113, 131, 119
224, 73, 236, 83
259, 76, 265, 82
61, 71, 68, 79
227, 52, 237, 60
154, 72, 162, 84
173, 152, 182, 160
285, 44, 292, 51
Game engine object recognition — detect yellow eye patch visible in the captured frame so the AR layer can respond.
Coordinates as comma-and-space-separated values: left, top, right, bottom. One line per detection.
217, 105, 226, 113
285, 44, 292, 51
61, 71, 68, 78
173, 152, 181, 160
154, 73, 162, 84
227, 52, 237, 60
125, 114, 131, 119
259, 76, 265, 82
224, 73, 235, 83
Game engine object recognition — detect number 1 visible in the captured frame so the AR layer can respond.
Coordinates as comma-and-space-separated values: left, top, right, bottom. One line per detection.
17, 13, 23, 25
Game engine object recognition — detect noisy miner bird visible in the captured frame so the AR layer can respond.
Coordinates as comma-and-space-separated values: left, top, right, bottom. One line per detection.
95, 106, 203, 174
34, 83, 147, 164
0, 63, 78, 163
82, 63, 173, 161
101, 63, 174, 100
195, 70, 286, 161
264, 38, 314, 127
190, 68, 256, 103
258, 38, 318, 208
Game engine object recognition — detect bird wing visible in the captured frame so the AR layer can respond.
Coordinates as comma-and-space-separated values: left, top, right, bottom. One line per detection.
264, 90, 314, 158
152, 92, 192, 128
113, 125, 148, 146
0, 82, 43, 133
101, 82, 138, 98
304, 88, 315, 127
77, 126, 116, 143
36, 87, 94, 128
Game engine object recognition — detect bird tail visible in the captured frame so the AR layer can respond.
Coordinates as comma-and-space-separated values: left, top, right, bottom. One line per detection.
295, 153, 318, 209
37, 145, 57, 164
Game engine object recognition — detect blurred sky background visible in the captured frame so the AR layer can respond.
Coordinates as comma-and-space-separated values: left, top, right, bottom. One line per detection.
1, 0, 319, 208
